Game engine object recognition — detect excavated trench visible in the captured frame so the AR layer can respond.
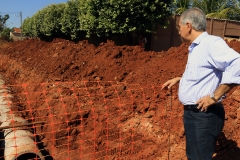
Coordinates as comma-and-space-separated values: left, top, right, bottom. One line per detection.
0, 38, 239, 159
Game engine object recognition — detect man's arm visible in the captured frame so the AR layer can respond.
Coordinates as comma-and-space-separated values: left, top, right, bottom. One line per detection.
213, 84, 237, 101
161, 77, 181, 90
197, 83, 238, 111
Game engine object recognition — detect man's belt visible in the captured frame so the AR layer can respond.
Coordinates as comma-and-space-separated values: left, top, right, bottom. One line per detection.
184, 104, 199, 112
184, 103, 222, 112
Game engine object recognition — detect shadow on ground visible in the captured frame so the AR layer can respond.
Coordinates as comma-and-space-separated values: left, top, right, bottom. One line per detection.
214, 132, 240, 160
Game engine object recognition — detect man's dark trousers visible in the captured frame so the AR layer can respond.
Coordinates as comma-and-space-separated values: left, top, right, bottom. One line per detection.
184, 104, 225, 160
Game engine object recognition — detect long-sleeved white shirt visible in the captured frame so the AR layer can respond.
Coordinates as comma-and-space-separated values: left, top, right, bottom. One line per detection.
179, 32, 240, 105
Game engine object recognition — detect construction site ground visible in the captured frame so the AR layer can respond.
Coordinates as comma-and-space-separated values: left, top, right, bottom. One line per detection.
0, 38, 240, 160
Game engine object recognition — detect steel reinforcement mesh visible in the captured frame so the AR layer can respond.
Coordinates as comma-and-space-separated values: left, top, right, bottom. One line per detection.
0, 81, 239, 160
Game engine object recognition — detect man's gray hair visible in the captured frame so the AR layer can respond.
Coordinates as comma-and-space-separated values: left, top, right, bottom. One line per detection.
180, 7, 206, 31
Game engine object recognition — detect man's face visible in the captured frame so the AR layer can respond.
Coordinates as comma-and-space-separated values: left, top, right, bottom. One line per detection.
177, 18, 190, 42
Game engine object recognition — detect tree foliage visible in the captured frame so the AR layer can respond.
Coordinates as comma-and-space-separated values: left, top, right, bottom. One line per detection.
41, 4, 65, 37
19, 0, 240, 40
79, 0, 172, 37
192, 0, 231, 19
22, 17, 35, 37
172, 0, 192, 15
33, 8, 47, 38
223, 0, 240, 20
173, 0, 240, 21
0, 14, 9, 32
22, 3, 66, 39
0, 14, 10, 40
60, 0, 83, 40
0, 27, 12, 40
22, 0, 173, 40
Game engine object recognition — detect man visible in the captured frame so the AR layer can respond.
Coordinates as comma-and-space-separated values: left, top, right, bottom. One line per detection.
161, 8, 240, 160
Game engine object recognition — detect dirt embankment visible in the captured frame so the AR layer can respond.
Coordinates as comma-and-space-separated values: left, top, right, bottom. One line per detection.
0, 38, 239, 160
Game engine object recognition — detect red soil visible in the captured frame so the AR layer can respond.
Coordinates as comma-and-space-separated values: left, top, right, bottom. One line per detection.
0, 38, 239, 160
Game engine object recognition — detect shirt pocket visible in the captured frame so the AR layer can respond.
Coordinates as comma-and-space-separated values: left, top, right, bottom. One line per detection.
185, 63, 199, 81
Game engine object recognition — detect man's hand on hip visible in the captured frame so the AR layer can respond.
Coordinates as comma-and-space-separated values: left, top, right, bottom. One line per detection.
196, 96, 217, 112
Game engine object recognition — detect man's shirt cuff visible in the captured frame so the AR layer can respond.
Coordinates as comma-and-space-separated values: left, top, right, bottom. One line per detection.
221, 71, 240, 84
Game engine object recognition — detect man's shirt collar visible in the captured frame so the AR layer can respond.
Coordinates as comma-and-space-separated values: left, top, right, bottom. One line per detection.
188, 32, 208, 52
192, 31, 208, 45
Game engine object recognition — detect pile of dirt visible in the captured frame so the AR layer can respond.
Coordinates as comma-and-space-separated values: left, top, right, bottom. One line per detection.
0, 38, 239, 160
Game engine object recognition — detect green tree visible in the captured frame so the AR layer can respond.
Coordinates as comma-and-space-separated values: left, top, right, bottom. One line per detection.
22, 3, 66, 39
79, 0, 172, 37
0, 27, 12, 40
41, 3, 65, 37
225, 0, 240, 21
60, 0, 84, 40
171, 0, 240, 21
172, 0, 192, 15
0, 14, 10, 31
22, 17, 36, 37
192, 0, 240, 20
32, 8, 46, 38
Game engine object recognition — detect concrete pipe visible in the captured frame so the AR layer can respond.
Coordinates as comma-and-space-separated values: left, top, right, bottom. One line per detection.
0, 76, 44, 160
1, 117, 44, 160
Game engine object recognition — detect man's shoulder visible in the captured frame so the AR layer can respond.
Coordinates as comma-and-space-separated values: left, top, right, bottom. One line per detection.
202, 34, 224, 44
206, 34, 222, 41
